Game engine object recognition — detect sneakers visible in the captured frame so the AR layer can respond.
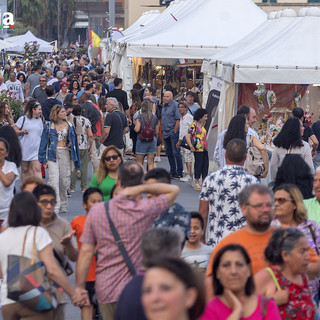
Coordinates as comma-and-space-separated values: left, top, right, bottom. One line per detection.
154, 156, 161, 163
180, 175, 191, 182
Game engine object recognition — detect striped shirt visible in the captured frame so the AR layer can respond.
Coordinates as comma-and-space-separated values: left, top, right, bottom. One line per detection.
81, 193, 169, 304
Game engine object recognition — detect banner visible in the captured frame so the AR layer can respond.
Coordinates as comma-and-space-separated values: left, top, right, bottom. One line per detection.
205, 76, 223, 160
89, 29, 101, 48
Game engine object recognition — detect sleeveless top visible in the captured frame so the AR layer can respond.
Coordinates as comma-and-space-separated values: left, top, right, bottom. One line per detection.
270, 266, 315, 320
57, 127, 68, 141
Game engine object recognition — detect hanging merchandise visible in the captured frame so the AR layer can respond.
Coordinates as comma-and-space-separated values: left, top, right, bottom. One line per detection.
253, 84, 267, 113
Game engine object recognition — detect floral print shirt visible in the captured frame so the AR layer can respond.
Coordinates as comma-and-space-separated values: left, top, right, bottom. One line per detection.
188, 122, 207, 152
200, 165, 259, 248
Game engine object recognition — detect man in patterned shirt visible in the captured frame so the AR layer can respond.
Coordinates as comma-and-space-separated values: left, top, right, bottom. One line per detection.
199, 138, 259, 248
76, 161, 179, 320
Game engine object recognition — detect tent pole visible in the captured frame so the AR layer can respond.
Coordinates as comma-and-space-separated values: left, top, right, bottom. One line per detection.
234, 83, 239, 115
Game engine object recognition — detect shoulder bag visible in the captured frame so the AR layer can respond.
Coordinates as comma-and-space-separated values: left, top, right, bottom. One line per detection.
7, 226, 62, 311
104, 201, 136, 276
244, 135, 265, 176
180, 124, 197, 150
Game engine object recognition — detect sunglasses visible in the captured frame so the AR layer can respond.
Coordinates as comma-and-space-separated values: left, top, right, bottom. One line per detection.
104, 155, 119, 162
72, 98, 78, 101
275, 197, 294, 205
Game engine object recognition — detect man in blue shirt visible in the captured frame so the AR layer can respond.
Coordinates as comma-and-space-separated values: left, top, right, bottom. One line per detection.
161, 91, 183, 178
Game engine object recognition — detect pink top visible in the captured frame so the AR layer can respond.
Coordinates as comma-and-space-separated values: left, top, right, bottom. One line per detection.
199, 295, 281, 320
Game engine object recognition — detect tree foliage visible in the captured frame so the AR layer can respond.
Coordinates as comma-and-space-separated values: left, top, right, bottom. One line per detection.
8, 0, 76, 44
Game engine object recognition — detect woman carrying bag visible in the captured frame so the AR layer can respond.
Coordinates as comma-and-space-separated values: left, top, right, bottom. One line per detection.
0, 192, 86, 320
185, 108, 209, 191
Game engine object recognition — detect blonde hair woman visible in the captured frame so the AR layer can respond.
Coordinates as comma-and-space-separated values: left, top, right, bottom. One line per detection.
38, 105, 80, 214
89, 145, 124, 201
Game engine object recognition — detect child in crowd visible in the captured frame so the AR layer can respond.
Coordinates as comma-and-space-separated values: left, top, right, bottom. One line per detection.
70, 187, 103, 320
181, 212, 213, 274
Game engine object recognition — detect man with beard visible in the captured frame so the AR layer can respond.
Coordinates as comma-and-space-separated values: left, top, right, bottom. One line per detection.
204, 183, 320, 300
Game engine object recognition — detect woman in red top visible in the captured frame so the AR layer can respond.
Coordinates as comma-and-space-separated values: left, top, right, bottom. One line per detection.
255, 228, 316, 320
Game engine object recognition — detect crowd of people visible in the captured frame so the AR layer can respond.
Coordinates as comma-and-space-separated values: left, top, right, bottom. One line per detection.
0, 52, 319, 320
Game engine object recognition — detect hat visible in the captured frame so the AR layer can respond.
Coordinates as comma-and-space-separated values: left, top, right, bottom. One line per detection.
59, 82, 68, 90
57, 71, 64, 79
63, 102, 73, 110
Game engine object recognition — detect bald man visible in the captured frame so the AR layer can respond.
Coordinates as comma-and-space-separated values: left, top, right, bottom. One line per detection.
161, 91, 183, 178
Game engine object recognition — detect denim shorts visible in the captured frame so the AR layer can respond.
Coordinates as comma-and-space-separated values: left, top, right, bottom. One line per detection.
136, 136, 157, 154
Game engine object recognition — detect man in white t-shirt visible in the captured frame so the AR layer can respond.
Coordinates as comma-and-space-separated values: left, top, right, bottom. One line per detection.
5, 70, 24, 102
176, 101, 193, 182
181, 212, 213, 274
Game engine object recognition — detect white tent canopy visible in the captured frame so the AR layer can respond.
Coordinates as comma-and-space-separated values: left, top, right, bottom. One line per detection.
6, 31, 53, 52
124, 0, 267, 59
122, 10, 161, 37
208, 7, 320, 133
211, 7, 320, 84
111, 0, 266, 92
0, 39, 16, 50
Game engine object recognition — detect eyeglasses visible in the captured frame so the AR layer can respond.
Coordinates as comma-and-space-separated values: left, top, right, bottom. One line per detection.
104, 155, 119, 162
39, 80, 47, 82
38, 199, 57, 207
274, 198, 294, 205
247, 203, 273, 210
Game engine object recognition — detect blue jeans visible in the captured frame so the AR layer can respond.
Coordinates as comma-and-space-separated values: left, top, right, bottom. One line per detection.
163, 131, 183, 175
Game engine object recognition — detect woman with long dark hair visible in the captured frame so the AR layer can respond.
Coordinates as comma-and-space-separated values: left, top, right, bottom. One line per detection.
0, 101, 14, 127
271, 154, 313, 199
130, 88, 142, 156
270, 117, 314, 181
200, 244, 280, 320
214, 114, 268, 178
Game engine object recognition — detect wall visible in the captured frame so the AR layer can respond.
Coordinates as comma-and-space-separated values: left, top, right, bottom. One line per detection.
124, 0, 165, 28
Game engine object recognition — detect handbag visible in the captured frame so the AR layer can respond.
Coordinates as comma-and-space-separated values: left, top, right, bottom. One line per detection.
53, 249, 74, 276
180, 135, 196, 150
180, 124, 197, 150
244, 135, 265, 176
104, 201, 136, 276
7, 226, 63, 311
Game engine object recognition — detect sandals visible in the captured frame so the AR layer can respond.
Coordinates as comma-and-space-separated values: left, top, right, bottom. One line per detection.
194, 184, 202, 191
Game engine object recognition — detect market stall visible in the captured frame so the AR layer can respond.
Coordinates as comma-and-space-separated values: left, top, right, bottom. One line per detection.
207, 7, 320, 141
110, 0, 267, 94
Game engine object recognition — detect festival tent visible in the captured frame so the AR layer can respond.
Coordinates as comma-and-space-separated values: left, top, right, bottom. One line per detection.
111, 0, 267, 92
207, 7, 320, 133
125, 0, 267, 59
5, 31, 53, 52
122, 10, 161, 37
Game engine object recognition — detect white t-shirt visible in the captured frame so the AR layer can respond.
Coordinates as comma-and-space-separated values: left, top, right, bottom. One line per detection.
0, 226, 52, 306
0, 160, 19, 220
5, 79, 24, 102
181, 243, 213, 274
16, 116, 43, 161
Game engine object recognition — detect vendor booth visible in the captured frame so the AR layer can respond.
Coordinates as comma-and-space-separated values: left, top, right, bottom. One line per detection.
109, 0, 267, 95
206, 8, 320, 153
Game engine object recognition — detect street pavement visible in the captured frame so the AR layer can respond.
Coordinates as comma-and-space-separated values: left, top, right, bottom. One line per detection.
0, 155, 200, 320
